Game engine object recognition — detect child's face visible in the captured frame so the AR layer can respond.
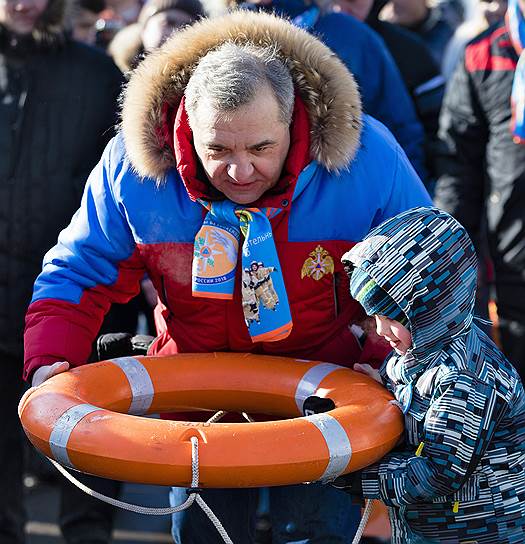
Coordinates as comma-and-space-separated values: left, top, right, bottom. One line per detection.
374, 315, 412, 355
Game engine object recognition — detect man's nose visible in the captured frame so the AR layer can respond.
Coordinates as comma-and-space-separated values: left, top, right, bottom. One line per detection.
227, 159, 254, 183
13, 0, 33, 11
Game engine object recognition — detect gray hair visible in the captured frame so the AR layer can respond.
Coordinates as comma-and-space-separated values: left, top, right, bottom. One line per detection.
185, 42, 294, 126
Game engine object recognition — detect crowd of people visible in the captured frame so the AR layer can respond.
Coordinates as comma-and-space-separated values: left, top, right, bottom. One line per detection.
2, 0, 525, 542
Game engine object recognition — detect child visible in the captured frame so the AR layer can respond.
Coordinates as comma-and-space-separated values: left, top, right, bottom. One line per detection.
340, 207, 525, 544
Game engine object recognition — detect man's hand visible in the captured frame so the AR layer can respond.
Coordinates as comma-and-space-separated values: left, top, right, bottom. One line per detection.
31, 361, 70, 387
353, 363, 382, 384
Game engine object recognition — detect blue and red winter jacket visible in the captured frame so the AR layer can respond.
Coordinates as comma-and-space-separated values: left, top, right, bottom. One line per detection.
23, 11, 431, 380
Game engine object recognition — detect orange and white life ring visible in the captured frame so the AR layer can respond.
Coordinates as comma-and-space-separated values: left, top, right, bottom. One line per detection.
19, 353, 403, 488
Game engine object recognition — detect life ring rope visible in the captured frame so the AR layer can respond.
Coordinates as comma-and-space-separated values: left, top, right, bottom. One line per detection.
48, 435, 234, 543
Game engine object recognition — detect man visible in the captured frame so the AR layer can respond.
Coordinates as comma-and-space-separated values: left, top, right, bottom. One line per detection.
0, 0, 123, 540
24, 10, 431, 544
71, 0, 106, 45
435, 0, 525, 379
378, 0, 458, 67
238, 0, 429, 182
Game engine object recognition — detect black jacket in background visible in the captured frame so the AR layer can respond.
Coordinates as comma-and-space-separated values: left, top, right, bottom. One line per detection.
366, 0, 444, 178
0, 27, 124, 358
435, 21, 525, 369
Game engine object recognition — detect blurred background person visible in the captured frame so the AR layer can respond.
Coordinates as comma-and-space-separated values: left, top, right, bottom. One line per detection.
108, 0, 203, 72
92, 0, 141, 47
378, 0, 460, 68
442, 0, 507, 78
435, 0, 525, 379
71, 0, 106, 45
333, 0, 445, 187
0, 0, 123, 540
237, 0, 429, 185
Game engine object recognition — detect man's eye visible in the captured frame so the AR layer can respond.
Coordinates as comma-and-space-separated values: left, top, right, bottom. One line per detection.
253, 146, 268, 153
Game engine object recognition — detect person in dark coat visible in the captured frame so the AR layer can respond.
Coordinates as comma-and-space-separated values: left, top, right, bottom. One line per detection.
108, 0, 204, 73
335, 0, 445, 182
434, 0, 525, 381
0, 0, 123, 540
238, 0, 429, 183
378, 0, 458, 67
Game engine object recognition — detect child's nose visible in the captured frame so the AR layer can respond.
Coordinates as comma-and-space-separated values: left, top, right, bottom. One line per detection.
375, 315, 387, 335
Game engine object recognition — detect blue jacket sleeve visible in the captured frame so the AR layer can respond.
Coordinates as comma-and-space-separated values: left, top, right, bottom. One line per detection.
25, 136, 145, 376
361, 371, 507, 506
32, 136, 142, 305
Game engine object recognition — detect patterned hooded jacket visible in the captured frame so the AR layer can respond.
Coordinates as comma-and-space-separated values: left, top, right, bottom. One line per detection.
343, 207, 525, 544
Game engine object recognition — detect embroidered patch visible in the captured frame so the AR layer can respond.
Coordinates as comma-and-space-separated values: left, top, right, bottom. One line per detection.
301, 245, 335, 281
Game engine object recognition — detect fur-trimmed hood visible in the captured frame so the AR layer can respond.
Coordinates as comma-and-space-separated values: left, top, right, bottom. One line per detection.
121, 10, 362, 182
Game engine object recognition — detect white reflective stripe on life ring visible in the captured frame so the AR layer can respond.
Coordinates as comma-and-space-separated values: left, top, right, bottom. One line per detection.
307, 412, 352, 482
49, 403, 100, 467
294, 363, 341, 414
111, 357, 154, 415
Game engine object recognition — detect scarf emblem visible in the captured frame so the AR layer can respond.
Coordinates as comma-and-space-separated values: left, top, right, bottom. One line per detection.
301, 245, 335, 281
193, 220, 239, 297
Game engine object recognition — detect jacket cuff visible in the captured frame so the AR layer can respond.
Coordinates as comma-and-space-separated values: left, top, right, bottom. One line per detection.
23, 356, 64, 383
361, 465, 382, 500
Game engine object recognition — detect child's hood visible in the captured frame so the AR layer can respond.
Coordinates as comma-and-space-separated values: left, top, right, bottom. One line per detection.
342, 207, 478, 359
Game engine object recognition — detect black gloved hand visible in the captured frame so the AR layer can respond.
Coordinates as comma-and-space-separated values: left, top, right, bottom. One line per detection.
331, 471, 364, 497
302, 395, 336, 416
91, 333, 155, 362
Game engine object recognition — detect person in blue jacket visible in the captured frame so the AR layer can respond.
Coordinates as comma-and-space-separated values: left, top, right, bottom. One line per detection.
24, 10, 431, 544
340, 207, 525, 543
238, 0, 428, 182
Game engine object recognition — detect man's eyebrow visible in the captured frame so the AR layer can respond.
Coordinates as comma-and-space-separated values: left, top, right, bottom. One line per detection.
247, 140, 276, 149
204, 142, 227, 150
204, 140, 277, 150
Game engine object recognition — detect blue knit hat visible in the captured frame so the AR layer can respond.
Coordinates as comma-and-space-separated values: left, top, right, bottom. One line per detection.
349, 268, 408, 326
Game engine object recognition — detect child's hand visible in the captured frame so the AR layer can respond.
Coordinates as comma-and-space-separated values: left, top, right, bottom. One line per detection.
353, 363, 382, 384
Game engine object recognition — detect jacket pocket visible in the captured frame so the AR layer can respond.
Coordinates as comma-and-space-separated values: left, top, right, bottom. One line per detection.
432, 473, 480, 504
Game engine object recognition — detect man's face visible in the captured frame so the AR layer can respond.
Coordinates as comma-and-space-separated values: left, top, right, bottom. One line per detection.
382, 0, 427, 25
0, 0, 48, 34
334, 0, 374, 21
72, 8, 98, 45
191, 86, 291, 205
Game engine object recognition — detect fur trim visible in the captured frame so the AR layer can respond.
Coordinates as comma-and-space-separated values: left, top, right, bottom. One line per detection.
121, 10, 362, 182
